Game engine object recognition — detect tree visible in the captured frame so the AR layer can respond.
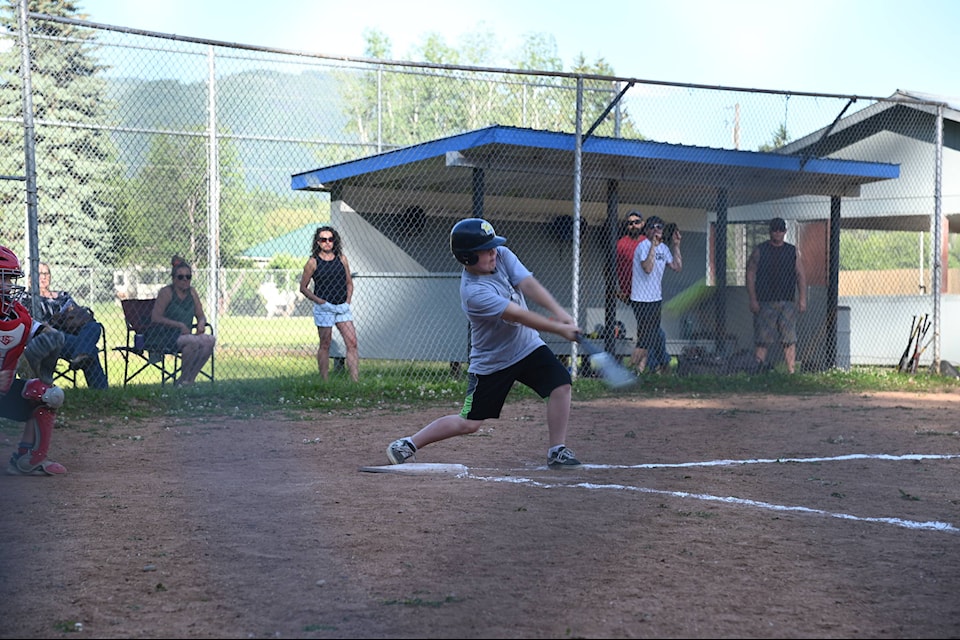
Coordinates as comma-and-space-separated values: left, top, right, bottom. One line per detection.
569, 54, 645, 141
332, 27, 647, 165
118, 128, 247, 269
840, 229, 929, 270
0, 0, 117, 277
758, 124, 790, 151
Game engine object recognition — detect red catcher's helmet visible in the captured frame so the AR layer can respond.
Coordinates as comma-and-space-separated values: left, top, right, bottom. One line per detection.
0, 246, 25, 316
450, 218, 506, 266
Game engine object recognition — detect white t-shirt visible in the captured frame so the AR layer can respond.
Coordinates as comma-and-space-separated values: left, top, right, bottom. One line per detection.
630, 238, 674, 302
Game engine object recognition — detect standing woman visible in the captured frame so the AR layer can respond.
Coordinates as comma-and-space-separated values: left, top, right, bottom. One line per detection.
299, 226, 359, 382
146, 256, 216, 386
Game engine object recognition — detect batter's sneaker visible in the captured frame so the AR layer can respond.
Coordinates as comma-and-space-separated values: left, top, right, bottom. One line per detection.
386, 438, 416, 465
547, 445, 582, 469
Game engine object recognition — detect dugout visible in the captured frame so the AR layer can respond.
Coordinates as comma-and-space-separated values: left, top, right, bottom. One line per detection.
292, 125, 898, 371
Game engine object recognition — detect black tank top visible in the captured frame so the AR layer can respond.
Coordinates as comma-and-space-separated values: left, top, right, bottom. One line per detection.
755, 242, 797, 302
311, 255, 347, 304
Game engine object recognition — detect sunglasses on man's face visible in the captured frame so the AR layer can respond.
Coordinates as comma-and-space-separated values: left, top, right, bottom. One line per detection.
319, 236, 334, 243
627, 219, 643, 226
176, 274, 192, 281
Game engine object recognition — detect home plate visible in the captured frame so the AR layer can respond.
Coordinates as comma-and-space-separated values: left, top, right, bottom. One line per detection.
358, 463, 468, 475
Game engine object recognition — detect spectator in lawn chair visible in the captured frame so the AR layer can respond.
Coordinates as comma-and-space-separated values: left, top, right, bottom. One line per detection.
21, 262, 107, 389
145, 256, 216, 386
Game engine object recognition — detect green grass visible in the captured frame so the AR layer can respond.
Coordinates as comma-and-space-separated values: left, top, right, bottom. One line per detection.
21, 300, 960, 427
32, 363, 960, 432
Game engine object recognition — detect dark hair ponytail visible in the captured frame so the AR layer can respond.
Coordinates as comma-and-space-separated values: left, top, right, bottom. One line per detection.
171, 255, 191, 279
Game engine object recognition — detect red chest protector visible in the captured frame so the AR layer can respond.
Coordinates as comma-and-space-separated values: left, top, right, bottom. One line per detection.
0, 302, 32, 386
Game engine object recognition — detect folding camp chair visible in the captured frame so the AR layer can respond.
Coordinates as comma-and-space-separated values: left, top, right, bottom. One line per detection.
113, 298, 214, 387
53, 322, 109, 388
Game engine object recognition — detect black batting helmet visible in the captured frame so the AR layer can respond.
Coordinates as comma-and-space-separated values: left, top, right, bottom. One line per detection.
450, 218, 506, 266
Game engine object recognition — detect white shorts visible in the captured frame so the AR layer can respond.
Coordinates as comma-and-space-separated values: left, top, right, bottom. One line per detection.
313, 301, 353, 328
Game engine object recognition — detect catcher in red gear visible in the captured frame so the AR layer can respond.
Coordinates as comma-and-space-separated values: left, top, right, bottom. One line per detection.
0, 246, 67, 476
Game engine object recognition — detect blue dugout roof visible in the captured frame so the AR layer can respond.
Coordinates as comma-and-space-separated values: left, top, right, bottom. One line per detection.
291, 125, 899, 212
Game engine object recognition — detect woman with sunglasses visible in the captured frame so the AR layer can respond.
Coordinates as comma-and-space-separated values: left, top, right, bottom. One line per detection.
630, 216, 682, 373
146, 255, 216, 386
299, 226, 359, 382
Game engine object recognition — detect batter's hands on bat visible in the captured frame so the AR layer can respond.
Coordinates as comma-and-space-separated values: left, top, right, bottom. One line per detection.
557, 324, 581, 342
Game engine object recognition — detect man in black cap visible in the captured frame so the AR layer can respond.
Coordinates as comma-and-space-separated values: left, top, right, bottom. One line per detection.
746, 217, 807, 373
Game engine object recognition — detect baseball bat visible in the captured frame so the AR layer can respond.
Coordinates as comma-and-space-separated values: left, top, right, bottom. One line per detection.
897, 315, 920, 373
911, 333, 934, 374
908, 314, 931, 373
576, 334, 637, 389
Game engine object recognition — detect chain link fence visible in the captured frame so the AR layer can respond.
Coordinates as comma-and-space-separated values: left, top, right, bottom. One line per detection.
1, 8, 954, 387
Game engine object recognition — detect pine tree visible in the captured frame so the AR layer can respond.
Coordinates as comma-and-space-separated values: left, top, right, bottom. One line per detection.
0, 0, 117, 284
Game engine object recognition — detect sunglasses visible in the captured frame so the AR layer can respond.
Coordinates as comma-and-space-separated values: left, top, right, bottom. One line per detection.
318, 237, 334, 242
651, 223, 664, 230
176, 274, 192, 280
627, 220, 643, 226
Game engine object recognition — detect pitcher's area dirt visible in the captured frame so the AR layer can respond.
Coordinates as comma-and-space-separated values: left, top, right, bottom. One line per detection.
2, 391, 960, 638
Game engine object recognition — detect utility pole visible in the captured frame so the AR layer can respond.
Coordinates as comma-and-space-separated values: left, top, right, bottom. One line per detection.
733, 103, 740, 150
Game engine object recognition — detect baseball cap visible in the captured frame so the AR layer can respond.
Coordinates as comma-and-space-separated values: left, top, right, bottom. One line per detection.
769, 217, 787, 231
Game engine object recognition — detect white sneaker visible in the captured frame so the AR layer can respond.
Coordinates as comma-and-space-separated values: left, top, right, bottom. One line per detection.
386, 438, 416, 465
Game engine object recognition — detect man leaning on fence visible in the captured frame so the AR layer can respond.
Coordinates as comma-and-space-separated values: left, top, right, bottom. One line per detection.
746, 217, 807, 374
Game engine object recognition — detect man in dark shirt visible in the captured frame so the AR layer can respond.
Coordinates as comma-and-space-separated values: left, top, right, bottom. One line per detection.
746, 217, 807, 373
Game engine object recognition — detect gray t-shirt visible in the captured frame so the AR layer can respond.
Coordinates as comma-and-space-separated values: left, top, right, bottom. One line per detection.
460, 246, 545, 374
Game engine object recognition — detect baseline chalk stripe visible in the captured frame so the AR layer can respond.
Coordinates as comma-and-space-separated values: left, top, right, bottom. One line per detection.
580, 452, 960, 470
361, 453, 960, 533
457, 452, 960, 534
459, 474, 960, 533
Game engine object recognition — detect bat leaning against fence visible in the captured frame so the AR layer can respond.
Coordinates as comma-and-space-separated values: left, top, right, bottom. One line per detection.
908, 315, 932, 374
898, 314, 922, 373
910, 323, 935, 374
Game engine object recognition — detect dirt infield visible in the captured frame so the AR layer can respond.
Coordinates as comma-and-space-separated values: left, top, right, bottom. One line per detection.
2, 391, 960, 639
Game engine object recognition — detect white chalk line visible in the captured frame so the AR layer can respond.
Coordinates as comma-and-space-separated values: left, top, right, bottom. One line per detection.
460, 452, 960, 534
577, 452, 960, 470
